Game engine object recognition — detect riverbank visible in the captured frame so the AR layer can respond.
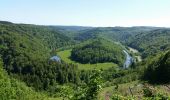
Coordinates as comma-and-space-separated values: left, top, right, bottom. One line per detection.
128, 47, 142, 62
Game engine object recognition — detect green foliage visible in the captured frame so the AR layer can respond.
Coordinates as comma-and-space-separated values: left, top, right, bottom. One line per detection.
47, 84, 75, 99
71, 38, 125, 65
142, 84, 170, 99
57, 49, 117, 70
0, 59, 45, 100
70, 26, 170, 60
111, 93, 170, 100
143, 50, 170, 83
5, 57, 83, 92
1, 21, 170, 99
111, 94, 133, 100
0, 22, 80, 91
127, 29, 170, 58
85, 70, 103, 100
101, 66, 141, 86
143, 86, 154, 97
73, 27, 157, 42
53, 26, 170, 60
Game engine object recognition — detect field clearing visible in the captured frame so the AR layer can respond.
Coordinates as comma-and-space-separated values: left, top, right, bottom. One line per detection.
57, 49, 118, 70
128, 47, 142, 62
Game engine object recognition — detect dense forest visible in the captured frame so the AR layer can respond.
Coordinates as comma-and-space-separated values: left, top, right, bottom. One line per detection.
143, 50, 170, 83
0, 22, 80, 94
0, 58, 45, 100
126, 29, 170, 58
0, 21, 170, 99
71, 38, 125, 65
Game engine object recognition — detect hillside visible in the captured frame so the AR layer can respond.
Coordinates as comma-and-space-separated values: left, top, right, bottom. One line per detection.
0, 21, 170, 99
72, 27, 170, 59
0, 59, 46, 100
0, 21, 73, 67
127, 29, 170, 58
144, 50, 170, 83
49, 26, 170, 60
0, 22, 81, 94
0, 21, 73, 49
71, 38, 125, 65
73, 27, 160, 42
1, 0, 170, 99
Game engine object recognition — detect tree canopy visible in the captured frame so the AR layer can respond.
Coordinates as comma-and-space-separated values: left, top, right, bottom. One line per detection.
71, 38, 125, 65
144, 50, 170, 83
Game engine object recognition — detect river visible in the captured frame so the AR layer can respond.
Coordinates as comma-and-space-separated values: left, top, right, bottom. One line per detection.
123, 50, 133, 68
52, 47, 135, 68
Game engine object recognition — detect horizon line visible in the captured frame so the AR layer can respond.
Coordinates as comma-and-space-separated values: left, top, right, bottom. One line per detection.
1, 20, 170, 28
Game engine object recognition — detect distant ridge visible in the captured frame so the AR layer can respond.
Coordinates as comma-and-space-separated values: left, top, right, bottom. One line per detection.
0, 21, 13, 24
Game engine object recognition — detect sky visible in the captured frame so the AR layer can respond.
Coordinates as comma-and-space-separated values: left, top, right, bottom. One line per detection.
0, 0, 170, 27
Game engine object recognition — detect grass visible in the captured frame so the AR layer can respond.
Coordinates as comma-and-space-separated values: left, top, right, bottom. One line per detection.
98, 81, 170, 100
98, 81, 139, 100
57, 49, 118, 70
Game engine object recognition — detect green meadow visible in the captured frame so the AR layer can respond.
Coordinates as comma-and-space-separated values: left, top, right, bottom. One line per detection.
57, 49, 118, 70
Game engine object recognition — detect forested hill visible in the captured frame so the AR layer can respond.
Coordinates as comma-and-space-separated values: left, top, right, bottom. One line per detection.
144, 50, 170, 83
126, 29, 170, 58
0, 21, 73, 49
54, 26, 170, 59
62, 26, 161, 42
0, 21, 74, 72
71, 38, 125, 65
0, 58, 45, 100
0, 21, 80, 91
48, 26, 93, 38
1, 21, 170, 99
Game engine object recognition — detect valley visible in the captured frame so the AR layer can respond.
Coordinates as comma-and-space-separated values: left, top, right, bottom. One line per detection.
0, 21, 170, 100
57, 46, 135, 70
1, 0, 170, 99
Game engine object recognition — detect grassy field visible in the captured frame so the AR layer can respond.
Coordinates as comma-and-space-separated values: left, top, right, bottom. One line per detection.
57, 49, 118, 70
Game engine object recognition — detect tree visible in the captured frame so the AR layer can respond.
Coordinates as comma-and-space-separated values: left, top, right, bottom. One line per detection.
86, 70, 103, 100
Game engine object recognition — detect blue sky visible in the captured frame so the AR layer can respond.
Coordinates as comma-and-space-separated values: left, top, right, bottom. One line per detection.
0, 0, 170, 27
